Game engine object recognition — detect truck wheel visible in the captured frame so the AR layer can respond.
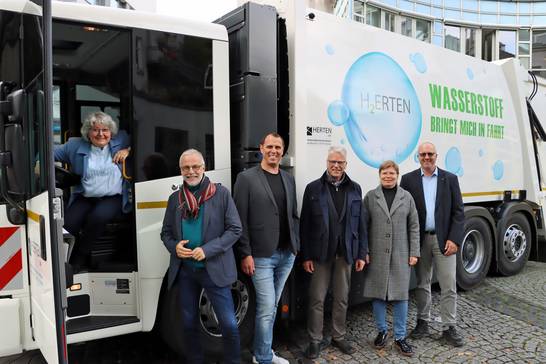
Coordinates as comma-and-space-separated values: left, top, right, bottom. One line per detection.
497, 212, 531, 276
456, 217, 492, 290
160, 273, 255, 360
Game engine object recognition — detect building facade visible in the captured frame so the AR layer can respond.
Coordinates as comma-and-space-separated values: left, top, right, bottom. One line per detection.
335, 0, 546, 78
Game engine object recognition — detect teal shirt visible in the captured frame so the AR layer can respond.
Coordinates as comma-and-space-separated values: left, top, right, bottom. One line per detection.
181, 185, 205, 268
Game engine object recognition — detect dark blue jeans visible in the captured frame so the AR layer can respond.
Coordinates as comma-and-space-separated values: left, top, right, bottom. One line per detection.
178, 265, 240, 364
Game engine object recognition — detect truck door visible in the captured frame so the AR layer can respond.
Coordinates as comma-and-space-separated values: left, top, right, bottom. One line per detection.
0, 4, 68, 363
26, 2, 69, 362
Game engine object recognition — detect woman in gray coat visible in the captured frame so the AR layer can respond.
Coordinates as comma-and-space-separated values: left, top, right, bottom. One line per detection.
363, 160, 420, 357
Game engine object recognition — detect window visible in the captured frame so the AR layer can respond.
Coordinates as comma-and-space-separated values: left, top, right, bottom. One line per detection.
462, 0, 477, 11
384, 11, 395, 32
481, 14, 497, 24
354, 1, 365, 16
415, 4, 431, 15
464, 28, 476, 56
498, 30, 516, 59
519, 29, 530, 42
519, 43, 530, 56
482, 29, 495, 61
366, 4, 381, 28
445, 9, 461, 20
445, 25, 461, 52
401, 17, 413, 37
499, 15, 516, 25
519, 3, 531, 14
462, 11, 479, 22
416, 19, 431, 42
480, 1, 497, 13
132, 30, 214, 182
499, 2, 516, 14
399, 0, 414, 11
532, 30, 546, 69
534, 3, 546, 13
444, 0, 460, 8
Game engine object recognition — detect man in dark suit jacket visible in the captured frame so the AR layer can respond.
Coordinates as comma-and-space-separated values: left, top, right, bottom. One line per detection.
400, 142, 465, 347
300, 146, 367, 359
161, 149, 242, 364
233, 133, 299, 364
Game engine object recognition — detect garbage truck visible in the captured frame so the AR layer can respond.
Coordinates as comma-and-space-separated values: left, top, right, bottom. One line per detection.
0, 0, 545, 362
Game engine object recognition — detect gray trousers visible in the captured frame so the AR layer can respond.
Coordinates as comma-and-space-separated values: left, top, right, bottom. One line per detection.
307, 256, 352, 342
415, 234, 457, 329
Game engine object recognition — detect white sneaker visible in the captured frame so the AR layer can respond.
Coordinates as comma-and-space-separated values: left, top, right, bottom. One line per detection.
252, 350, 289, 364
271, 351, 289, 364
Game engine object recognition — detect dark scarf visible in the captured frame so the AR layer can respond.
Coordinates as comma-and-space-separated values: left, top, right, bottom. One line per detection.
178, 176, 216, 219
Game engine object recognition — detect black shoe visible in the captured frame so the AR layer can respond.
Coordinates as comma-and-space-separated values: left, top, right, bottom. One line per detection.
305, 342, 320, 359
442, 326, 464, 347
373, 331, 388, 349
332, 339, 356, 355
410, 319, 429, 339
394, 338, 414, 357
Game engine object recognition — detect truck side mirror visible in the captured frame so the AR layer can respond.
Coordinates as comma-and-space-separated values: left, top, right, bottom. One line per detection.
4, 123, 27, 197
0, 89, 28, 202
7, 89, 25, 124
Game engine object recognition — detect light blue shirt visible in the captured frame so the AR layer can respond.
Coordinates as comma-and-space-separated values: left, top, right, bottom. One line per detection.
421, 168, 438, 232
82, 145, 123, 197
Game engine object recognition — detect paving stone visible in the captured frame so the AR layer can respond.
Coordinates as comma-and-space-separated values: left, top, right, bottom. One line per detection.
279, 262, 546, 363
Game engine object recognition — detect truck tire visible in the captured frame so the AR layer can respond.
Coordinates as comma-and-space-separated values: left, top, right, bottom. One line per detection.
456, 217, 492, 290
160, 273, 255, 361
497, 212, 531, 276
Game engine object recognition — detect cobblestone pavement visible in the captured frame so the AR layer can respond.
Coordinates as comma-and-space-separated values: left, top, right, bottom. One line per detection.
273, 261, 546, 363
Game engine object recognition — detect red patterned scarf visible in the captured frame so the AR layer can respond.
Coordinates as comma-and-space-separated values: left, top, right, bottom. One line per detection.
178, 176, 216, 219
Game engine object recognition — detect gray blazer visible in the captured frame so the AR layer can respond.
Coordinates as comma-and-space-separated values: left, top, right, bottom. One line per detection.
233, 166, 300, 258
363, 185, 420, 301
160, 184, 242, 289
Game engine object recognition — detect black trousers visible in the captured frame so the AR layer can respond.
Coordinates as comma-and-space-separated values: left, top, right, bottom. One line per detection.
64, 194, 122, 260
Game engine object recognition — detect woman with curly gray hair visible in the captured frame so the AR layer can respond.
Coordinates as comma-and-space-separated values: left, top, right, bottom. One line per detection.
54, 111, 131, 269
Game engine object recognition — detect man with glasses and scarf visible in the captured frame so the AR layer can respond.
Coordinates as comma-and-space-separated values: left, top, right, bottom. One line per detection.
160, 149, 242, 364
400, 142, 465, 347
300, 146, 367, 359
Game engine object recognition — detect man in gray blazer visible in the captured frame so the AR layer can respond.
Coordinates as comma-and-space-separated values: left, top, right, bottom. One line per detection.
234, 133, 299, 364
161, 149, 242, 364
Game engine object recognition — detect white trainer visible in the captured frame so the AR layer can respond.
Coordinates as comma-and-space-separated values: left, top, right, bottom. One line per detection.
252, 350, 290, 364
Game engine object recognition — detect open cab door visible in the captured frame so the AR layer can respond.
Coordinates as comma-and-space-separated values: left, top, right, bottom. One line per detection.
0, 1, 68, 362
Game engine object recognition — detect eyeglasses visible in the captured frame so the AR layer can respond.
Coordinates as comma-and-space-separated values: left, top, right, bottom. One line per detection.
418, 152, 436, 157
181, 165, 204, 172
328, 160, 347, 166
90, 128, 111, 135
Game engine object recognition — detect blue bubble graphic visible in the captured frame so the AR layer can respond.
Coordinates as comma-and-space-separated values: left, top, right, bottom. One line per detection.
493, 160, 504, 180
410, 53, 427, 74
478, 149, 484, 157
467, 68, 474, 80
328, 100, 350, 126
325, 44, 335, 55
335, 52, 422, 168
445, 147, 464, 176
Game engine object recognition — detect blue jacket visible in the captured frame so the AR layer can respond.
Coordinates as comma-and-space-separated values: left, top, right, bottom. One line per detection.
160, 184, 242, 289
53, 130, 131, 213
300, 172, 368, 264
